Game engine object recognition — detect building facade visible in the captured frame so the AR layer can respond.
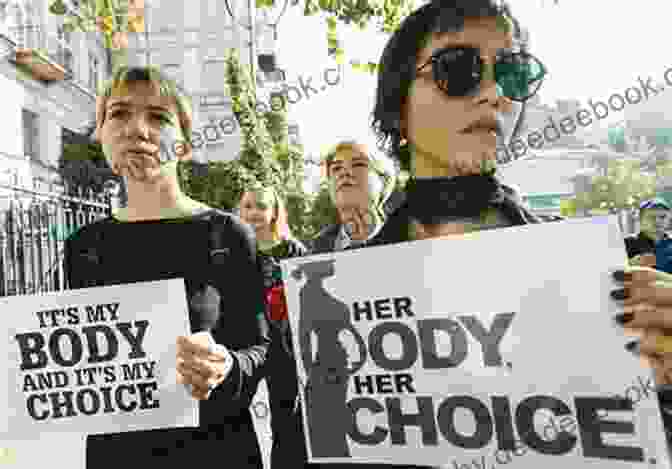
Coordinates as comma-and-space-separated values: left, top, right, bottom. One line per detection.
0, 0, 110, 200
124, 0, 294, 164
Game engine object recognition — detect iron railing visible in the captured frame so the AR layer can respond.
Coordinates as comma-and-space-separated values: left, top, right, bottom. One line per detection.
0, 182, 111, 297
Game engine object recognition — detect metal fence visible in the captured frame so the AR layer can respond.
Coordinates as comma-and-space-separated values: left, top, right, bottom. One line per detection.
0, 183, 111, 298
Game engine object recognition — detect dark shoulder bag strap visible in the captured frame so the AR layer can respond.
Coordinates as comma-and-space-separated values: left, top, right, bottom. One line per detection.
208, 212, 233, 270
67, 222, 107, 289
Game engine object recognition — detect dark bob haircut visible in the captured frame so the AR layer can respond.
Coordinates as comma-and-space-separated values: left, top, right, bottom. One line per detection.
370, 0, 526, 171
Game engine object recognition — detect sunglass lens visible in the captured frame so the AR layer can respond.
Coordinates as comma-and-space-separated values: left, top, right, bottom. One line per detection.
433, 47, 481, 96
495, 53, 545, 100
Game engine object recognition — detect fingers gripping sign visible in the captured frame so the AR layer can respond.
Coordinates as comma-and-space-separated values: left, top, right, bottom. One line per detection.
176, 332, 233, 400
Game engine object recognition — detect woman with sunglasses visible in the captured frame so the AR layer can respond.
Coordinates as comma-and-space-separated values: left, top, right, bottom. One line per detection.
273, 3, 541, 468
64, 66, 270, 468
366, 0, 672, 456
368, 0, 543, 245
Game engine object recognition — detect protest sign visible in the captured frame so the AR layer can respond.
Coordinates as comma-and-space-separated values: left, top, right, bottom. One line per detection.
250, 379, 272, 469
1, 279, 198, 439
280, 216, 672, 468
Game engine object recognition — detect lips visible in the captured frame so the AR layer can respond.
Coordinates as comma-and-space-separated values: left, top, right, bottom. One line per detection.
338, 181, 356, 189
462, 124, 497, 136
127, 150, 155, 157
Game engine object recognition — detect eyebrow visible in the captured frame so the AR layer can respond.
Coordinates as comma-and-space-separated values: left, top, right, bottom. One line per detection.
107, 101, 172, 113
332, 156, 368, 164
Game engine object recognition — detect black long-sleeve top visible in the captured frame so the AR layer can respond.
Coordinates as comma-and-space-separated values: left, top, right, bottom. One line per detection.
63, 209, 270, 469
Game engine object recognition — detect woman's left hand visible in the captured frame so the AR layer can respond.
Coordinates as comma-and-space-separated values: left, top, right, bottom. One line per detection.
613, 265, 672, 387
635, 329, 672, 387
176, 333, 232, 400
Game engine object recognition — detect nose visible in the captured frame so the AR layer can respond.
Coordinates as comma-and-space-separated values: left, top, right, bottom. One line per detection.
340, 165, 353, 178
472, 59, 502, 108
123, 113, 151, 140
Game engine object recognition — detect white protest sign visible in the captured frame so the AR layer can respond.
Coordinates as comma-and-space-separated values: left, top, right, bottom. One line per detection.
0, 279, 198, 438
281, 216, 672, 468
250, 379, 272, 469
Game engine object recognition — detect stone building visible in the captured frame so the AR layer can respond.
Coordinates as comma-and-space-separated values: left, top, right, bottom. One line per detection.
0, 0, 111, 197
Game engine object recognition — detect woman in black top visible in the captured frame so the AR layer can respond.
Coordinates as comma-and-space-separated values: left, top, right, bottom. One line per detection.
367, 0, 542, 246
64, 66, 270, 468
366, 0, 672, 457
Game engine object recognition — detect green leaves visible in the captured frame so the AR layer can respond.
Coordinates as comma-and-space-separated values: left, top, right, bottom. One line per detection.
254, 0, 415, 70
577, 159, 656, 213
349, 60, 378, 74
49, 0, 68, 15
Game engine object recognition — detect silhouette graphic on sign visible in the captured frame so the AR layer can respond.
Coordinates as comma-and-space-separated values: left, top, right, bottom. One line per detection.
292, 260, 367, 458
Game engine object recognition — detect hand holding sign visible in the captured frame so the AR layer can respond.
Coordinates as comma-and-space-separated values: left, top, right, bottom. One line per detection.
613, 265, 672, 387
176, 332, 232, 400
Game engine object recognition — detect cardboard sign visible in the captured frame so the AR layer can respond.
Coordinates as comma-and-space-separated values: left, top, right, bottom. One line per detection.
1, 279, 198, 438
250, 379, 272, 469
281, 216, 672, 468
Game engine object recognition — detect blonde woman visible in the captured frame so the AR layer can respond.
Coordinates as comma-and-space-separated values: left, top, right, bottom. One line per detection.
238, 186, 308, 468
64, 66, 269, 468
311, 140, 395, 254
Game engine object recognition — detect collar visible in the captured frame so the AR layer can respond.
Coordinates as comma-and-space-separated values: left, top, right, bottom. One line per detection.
337, 220, 383, 249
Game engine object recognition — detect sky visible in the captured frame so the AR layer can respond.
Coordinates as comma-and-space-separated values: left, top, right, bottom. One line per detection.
272, 0, 672, 181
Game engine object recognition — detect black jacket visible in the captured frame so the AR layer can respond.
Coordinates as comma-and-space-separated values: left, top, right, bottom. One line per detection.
624, 232, 656, 259
64, 209, 269, 468
367, 189, 541, 246
309, 224, 342, 254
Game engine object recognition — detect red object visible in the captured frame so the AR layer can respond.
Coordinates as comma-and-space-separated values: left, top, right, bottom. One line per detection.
267, 285, 288, 321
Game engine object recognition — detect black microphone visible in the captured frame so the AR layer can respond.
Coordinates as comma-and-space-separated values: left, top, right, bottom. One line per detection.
188, 284, 221, 333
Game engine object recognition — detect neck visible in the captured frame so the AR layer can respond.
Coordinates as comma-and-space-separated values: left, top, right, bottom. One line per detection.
410, 146, 462, 178
256, 228, 277, 244
121, 177, 196, 220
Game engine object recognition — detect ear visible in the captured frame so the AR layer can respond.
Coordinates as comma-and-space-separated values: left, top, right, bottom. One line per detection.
174, 140, 193, 163
399, 103, 408, 140
94, 95, 106, 142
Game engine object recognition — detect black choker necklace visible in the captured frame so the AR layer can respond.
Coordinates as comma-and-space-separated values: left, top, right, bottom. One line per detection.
404, 174, 527, 226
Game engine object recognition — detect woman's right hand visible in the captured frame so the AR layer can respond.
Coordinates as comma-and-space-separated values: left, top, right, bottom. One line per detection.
630, 253, 657, 267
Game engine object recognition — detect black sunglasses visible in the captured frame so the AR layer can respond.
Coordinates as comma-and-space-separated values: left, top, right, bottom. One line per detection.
416, 46, 547, 102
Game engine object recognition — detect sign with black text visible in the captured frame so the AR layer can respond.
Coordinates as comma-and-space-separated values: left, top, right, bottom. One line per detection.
281, 216, 671, 468
1, 279, 198, 438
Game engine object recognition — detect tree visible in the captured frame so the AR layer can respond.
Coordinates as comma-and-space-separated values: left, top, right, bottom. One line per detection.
49, 0, 141, 69
58, 122, 124, 200
49, 0, 413, 74
573, 159, 656, 214
179, 48, 317, 240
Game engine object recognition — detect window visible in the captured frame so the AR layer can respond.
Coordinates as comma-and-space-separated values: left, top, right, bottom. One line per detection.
22, 109, 40, 161
56, 25, 73, 75
202, 60, 225, 93
89, 52, 99, 92
162, 64, 183, 88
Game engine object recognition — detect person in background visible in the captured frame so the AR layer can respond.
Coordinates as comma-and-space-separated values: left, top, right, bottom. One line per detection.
65, 66, 269, 468
310, 140, 395, 253
624, 198, 672, 272
239, 186, 308, 289
238, 186, 308, 469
